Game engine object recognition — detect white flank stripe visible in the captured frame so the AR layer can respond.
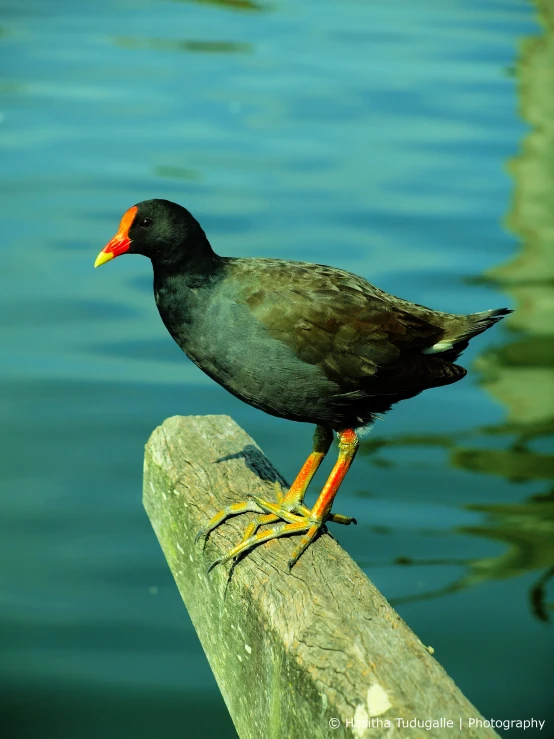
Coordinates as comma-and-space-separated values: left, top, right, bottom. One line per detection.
422, 340, 454, 355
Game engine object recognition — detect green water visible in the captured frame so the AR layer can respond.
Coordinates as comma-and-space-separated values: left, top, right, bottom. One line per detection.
1, 1, 553, 737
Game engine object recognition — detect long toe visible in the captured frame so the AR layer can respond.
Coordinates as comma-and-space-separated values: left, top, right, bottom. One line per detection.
195, 499, 265, 546
287, 523, 324, 571
208, 520, 311, 572
246, 494, 306, 523
294, 503, 355, 526
238, 513, 279, 545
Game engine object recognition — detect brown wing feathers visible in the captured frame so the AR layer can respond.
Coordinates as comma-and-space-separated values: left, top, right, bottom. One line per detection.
235, 258, 505, 395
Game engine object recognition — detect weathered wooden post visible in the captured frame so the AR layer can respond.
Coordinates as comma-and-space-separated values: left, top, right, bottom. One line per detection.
143, 415, 499, 739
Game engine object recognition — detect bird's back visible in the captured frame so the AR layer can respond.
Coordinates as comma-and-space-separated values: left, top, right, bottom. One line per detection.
155, 256, 509, 428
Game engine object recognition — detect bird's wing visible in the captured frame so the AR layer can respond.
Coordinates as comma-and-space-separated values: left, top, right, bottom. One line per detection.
231, 259, 456, 392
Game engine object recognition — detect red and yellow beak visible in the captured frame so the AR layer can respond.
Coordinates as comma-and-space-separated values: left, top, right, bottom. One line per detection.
94, 206, 137, 268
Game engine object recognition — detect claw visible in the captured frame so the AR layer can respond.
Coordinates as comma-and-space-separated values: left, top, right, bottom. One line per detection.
207, 557, 224, 574
194, 529, 206, 546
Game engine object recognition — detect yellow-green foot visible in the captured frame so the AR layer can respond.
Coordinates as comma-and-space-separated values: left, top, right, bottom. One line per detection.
248, 493, 357, 528
206, 519, 316, 573
198, 486, 356, 573
194, 482, 285, 547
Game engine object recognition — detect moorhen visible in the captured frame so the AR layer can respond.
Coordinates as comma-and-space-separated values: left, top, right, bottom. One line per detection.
94, 199, 510, 571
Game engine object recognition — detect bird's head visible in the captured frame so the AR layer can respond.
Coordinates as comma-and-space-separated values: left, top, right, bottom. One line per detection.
94, 199, 211, 270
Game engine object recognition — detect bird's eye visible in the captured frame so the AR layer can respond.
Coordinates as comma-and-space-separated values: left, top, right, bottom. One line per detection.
139, 217, 153, 229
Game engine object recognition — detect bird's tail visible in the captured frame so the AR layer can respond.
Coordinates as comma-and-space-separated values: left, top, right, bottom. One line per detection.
460, 307, 512, 339
423, 307, 512, 361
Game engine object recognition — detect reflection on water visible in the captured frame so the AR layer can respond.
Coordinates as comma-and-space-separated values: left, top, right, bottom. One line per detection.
361, 0, 554, 623
361, 427, 554, 621
176, 0, 265, 10
366, 484, 554, 623
112, 37, 252, 54
155, 164, 201, 181
462, 492, 554, 622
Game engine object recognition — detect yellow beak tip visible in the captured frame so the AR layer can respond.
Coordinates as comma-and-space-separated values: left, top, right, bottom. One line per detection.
94, 251, 114, 269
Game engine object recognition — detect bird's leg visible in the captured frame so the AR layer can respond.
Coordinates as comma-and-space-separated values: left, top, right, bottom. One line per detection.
287, 428, 358, 569
207, 428, 359, 572
281, 424, 333, 505
245, 426, 355, 526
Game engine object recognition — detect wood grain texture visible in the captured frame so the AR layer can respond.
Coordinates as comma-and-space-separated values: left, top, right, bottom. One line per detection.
143, 415, 499, 739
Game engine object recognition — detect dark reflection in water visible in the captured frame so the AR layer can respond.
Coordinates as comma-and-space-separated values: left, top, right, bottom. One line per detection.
173, 0, 265, 11
155, 164, 201, 180
360, 0, 554, 625
113, 37, 252, 54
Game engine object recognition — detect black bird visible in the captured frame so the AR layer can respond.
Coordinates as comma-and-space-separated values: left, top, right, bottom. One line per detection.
94, 199, 510, 571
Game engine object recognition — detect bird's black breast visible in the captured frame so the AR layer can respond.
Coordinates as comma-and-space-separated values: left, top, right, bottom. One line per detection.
154, 270, 351, 425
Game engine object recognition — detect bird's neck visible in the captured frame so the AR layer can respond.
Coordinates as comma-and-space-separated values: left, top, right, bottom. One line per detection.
151, 233, 224, 284
152, 252, 227, 344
